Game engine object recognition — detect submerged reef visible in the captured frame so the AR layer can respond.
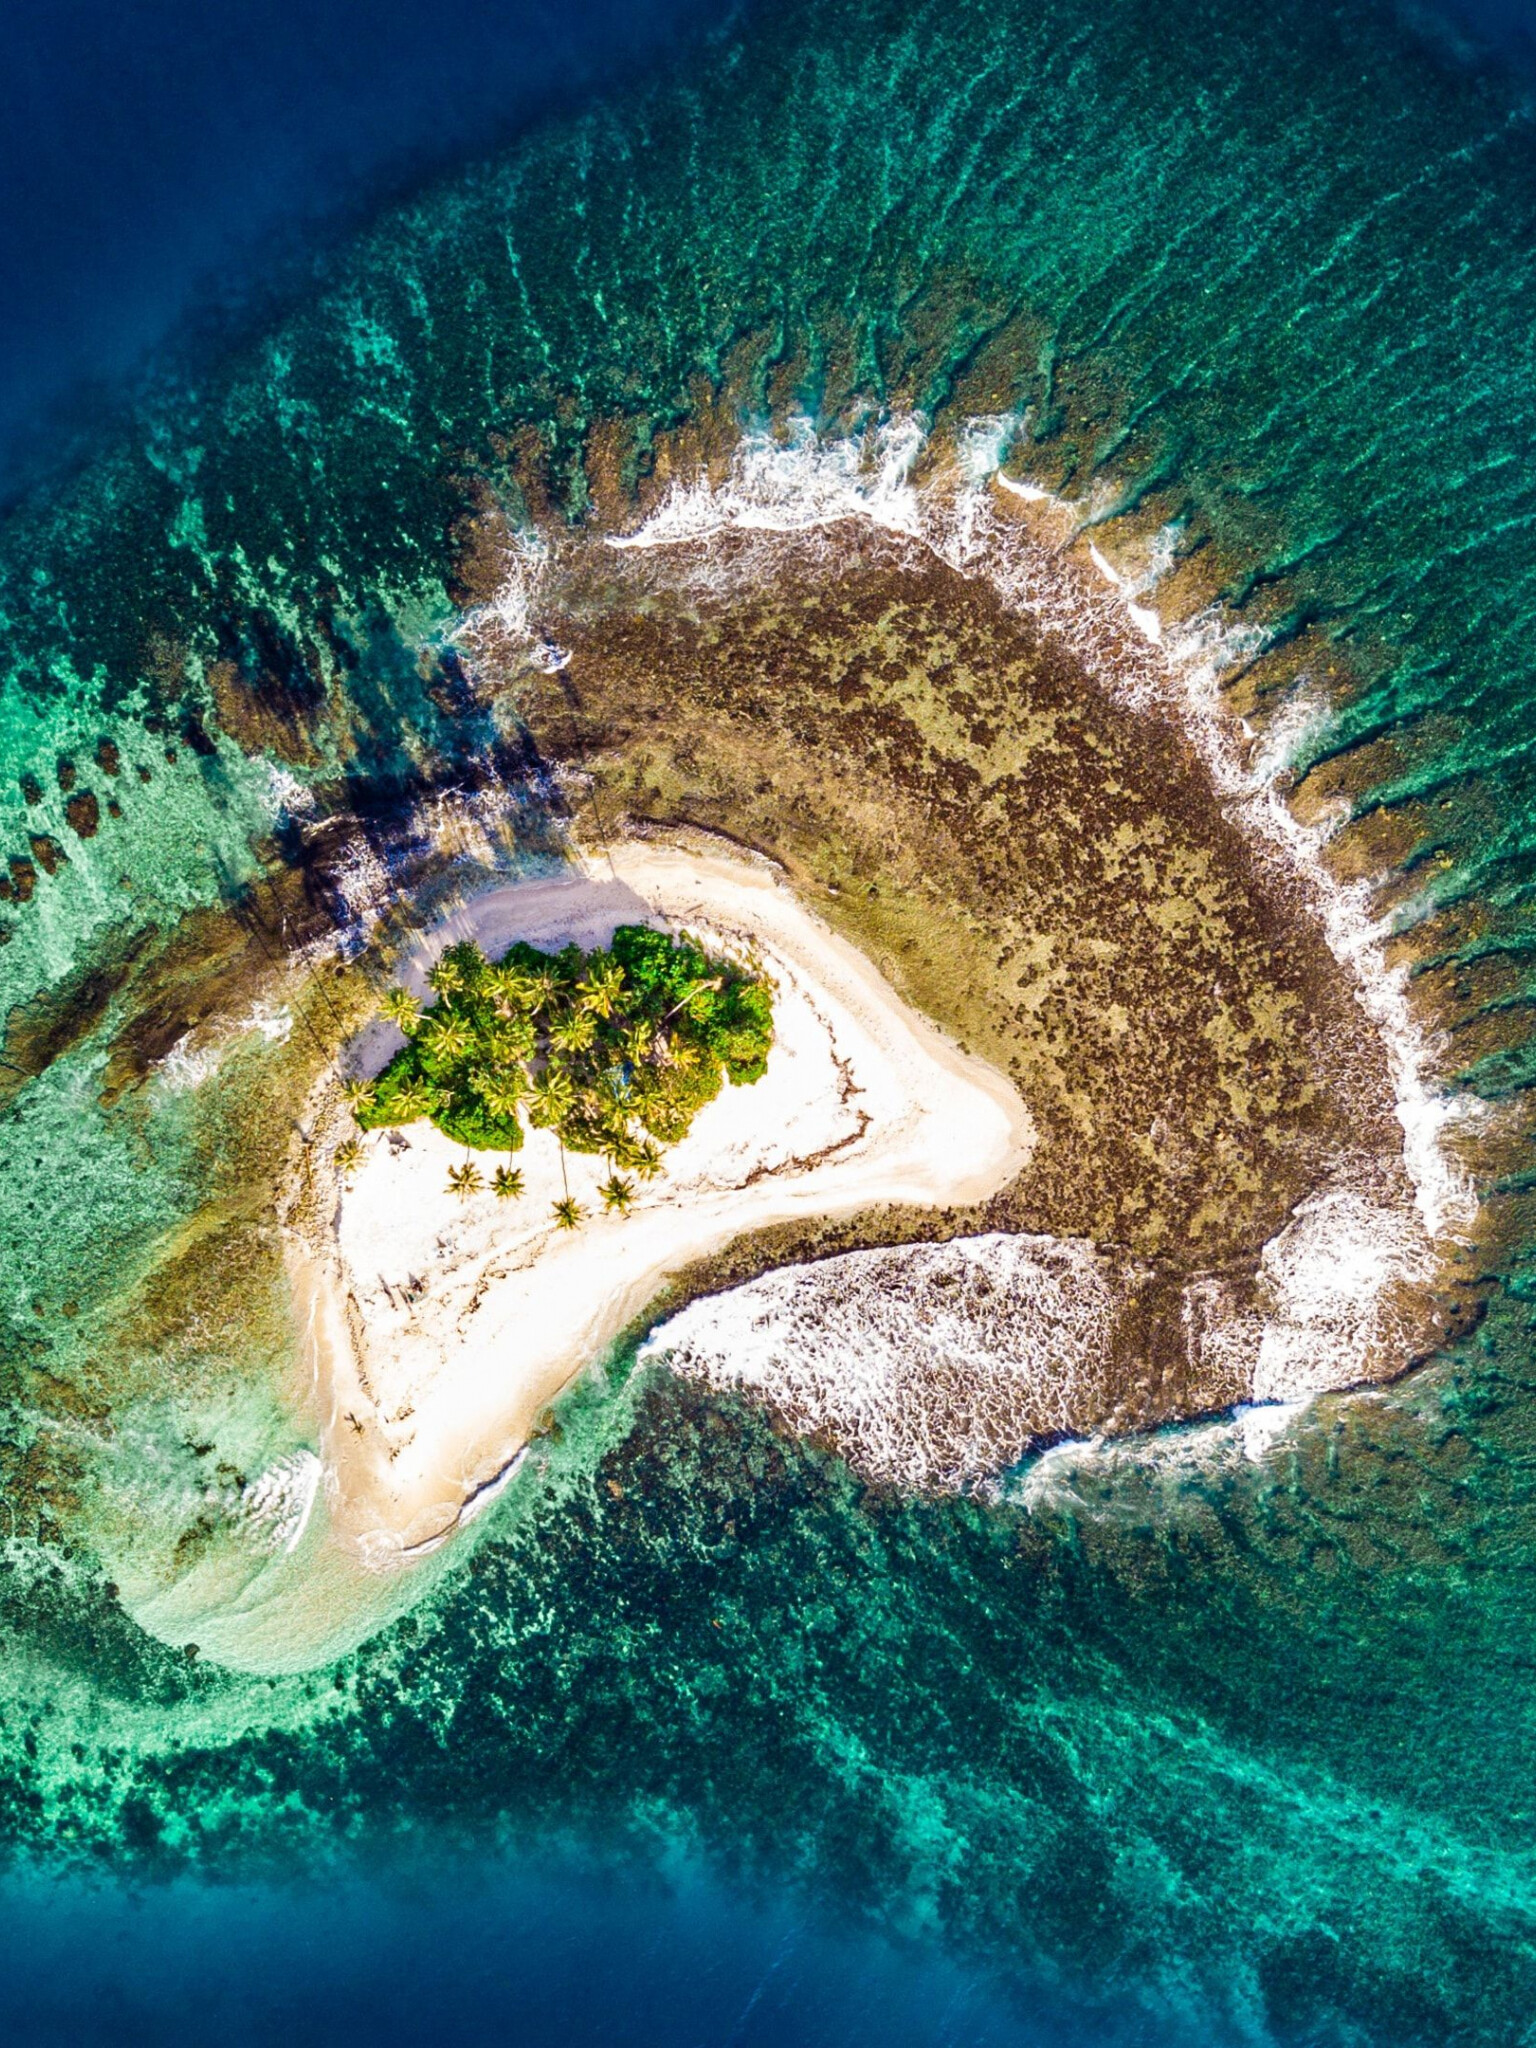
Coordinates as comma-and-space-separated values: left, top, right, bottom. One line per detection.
1, 0, 1536, 2036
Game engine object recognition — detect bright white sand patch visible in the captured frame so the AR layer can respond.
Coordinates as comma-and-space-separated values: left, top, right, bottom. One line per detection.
296, 840, 1032, 1560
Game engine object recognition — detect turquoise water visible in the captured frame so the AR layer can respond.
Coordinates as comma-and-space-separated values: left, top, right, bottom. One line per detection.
6, 0, 1536, 2038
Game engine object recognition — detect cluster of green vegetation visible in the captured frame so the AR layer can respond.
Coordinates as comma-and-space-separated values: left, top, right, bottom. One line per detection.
347, 925, 774, 1221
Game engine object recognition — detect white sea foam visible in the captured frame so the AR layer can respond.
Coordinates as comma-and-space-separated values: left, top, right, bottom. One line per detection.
240, 1448, 322, 1554
1251, 1184, 1433, 1400
263, 763, 317, 819
1242, 684, 1333, 790
1012, 1432, 1106, 1513
323, 836, 396, 936
1086, 540, 1165, 644
602, 411, 1478, 1471
248, 1000, 293, 1044
448, 529, 549, 663
609, 413, 928, 550
155, 1000, 294, 1091
648, 1233, 1117, 1490
1234, 1399, 1312, 1463
156, 1037, 224, 1091
1008, 1393, 1314, 1518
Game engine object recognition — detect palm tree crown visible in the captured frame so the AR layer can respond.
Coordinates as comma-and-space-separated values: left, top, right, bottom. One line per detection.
391, 1077, 439, 1120
578, 959, 626, 1017
548, 1008, 597, 1055
473, 1067, 526, 1122
382, 986, 421, 1032
422, 1013, 472, 1061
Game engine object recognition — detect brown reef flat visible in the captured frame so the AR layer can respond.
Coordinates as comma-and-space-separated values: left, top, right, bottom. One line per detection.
522, 536, 1396, 1245
501, 527, 1451, 1436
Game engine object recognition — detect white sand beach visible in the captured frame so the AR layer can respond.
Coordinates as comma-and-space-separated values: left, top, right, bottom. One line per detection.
290, 838, 1033, 1561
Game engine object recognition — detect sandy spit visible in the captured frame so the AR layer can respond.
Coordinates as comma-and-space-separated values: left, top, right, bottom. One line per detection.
286, 838, 1033, 1561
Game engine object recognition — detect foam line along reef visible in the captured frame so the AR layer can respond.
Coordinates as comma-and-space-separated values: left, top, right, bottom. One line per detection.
4, 0, 1536, 2039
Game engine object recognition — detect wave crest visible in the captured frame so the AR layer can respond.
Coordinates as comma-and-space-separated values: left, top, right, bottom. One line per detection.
645, 1233, 1120, 1489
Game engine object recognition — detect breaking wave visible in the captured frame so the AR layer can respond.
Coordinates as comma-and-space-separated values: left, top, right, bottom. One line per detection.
645, 1233, 1120, 1489
608, 409, 1475, 1231
602, 409, 1477, 1476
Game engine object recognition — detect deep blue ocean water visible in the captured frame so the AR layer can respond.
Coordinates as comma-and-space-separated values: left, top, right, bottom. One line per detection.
0, 0, 724, 491
8, 0, 1536, 2040
0, 1861, 1056, 2048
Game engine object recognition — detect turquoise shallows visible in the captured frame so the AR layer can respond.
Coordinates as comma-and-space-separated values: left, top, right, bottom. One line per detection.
4, 1, 1536, 2041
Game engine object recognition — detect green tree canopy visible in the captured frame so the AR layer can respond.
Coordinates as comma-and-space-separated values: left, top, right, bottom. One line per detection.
354, 926, 774, 1165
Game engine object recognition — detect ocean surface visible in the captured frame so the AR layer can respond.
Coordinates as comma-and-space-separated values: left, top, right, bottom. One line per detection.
6, 0, 1536, 2041
0, 0, 725, 492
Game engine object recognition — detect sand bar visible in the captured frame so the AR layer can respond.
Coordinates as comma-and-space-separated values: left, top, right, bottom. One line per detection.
292, 839, 1033, 1560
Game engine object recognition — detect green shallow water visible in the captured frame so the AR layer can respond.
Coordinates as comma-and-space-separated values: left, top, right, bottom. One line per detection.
5, 0, 1536, 2038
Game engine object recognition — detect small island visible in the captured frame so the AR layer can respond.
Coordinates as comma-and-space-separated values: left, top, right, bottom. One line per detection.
284, 839, 1034, 1563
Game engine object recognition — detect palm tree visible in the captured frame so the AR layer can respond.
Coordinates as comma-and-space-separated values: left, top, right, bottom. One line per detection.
489, 1015, 536, 1064
447, 1160, 484, 1198
389, 1077, 439, 1122
422, 1013, 472, 1062
490, 964, 541, 1013
381, 986, 421, 1033
633, 1140, 663, 1180
473, 1068, 526, 1123
335, 1136, 362, 1177
427, 955, 464, 998
492, 1165, 524, 1200
552, 1196, 584, 1230
602, 1124, 643, 1173
528, 968, 560, 1013
342, 1077, 377, 1117
599, 1174, 635, 1215
577, 959, 625, 1018
619, 1018, 654, 1064
548, 1007, 597, 1055
532, 1064, 576, 1128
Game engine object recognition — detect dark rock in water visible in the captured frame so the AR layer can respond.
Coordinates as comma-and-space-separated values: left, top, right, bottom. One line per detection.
9, 857, 36, 901
18, 774, 40, 805
205, 603, 330, 762
426, 649, 480, 720
0, 926, 154, 1110
95, 738, 121, 776
56, 757, 76, 793
65, 791, 100, 839
181, 712, 217, 759
29, 834, 65, 875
